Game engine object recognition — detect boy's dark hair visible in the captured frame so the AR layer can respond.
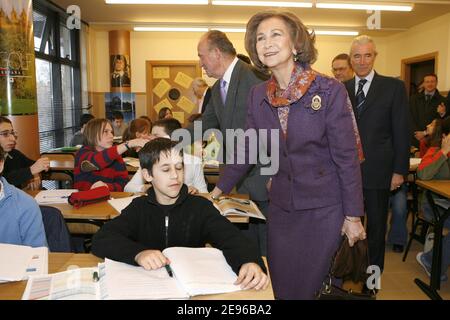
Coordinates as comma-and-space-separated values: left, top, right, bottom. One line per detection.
153, 118, 182, 136
0, 116, 12, 125
112, 111, 124, 120
158, 107, 172, 120
332, 53, 351, 65
80, 113, 95, 127
139, 138, 183, 174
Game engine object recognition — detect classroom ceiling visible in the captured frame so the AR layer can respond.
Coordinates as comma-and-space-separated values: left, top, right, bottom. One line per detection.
51, 0, 450, 36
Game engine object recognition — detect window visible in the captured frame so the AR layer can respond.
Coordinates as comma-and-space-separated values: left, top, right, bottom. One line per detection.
33, 0, 82, 153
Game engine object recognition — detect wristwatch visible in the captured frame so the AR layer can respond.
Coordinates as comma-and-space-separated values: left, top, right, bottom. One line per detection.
211, 194, 219, 201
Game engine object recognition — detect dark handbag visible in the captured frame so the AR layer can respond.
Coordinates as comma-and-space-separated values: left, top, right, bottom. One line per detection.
68, 186, 111, 208
316, 236, 376, 300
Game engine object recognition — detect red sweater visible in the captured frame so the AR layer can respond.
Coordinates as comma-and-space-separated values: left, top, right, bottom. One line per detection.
74, 146, 128, 191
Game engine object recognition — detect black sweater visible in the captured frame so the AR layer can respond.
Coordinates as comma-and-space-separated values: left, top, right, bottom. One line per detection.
92, 185, 265, 274
4, 149, 35, 188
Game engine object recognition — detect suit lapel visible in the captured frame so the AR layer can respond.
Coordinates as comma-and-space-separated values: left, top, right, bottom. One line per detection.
222, 60, 243, 129
211, 82, 225, 124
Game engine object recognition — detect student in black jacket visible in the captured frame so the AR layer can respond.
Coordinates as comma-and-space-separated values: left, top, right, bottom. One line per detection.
0, 116, 50, 189
92, 138, 269, 291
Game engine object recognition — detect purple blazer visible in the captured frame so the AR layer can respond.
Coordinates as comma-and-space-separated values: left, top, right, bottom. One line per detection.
217, 74, 364, 217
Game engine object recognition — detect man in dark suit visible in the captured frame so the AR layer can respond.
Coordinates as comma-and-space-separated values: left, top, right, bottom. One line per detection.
345, 35, 410, 274
187, 30, 269, 256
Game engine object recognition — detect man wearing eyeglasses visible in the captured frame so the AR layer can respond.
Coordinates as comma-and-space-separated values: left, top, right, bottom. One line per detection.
331, 53, 354, 83
0, 116, 50, 190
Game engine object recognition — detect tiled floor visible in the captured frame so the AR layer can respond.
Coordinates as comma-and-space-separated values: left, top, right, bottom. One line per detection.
376, 241, 450, 300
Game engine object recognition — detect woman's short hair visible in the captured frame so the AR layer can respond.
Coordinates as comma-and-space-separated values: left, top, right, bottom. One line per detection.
123, 118, 150, 141
245, 11, 317, 71
83, 118, 112, 148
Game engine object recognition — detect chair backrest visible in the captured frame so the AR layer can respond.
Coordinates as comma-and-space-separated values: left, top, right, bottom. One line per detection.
39, 205, 74, 252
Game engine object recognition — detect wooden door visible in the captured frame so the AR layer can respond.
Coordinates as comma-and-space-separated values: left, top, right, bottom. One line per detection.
146, 61, 202, 125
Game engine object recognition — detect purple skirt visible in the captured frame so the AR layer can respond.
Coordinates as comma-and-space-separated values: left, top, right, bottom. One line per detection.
267, 202, 344, 300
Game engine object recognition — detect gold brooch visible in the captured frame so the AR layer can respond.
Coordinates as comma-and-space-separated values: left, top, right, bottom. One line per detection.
311, 95, 322, 111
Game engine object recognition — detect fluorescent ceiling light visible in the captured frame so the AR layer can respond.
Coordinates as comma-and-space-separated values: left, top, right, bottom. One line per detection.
316, 2, 413, 11
106, 0, 208, 4
213, 28, 247, 33
134, 26, 209, 32
212, 1, 313, 8
313, 30, 359, 36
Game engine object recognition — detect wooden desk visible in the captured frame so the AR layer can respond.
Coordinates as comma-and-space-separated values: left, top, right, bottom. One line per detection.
0, 253, 274, 300
28, 191, 249, 224
27, 190, 133, 221
414, 180, 450, 300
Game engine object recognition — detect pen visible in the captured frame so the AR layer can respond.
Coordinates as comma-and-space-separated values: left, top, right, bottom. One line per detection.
92, 271, 99, 282
165, 264, 173, 277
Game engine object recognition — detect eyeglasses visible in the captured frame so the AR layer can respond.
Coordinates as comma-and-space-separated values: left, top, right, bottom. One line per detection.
0, 130, 18, 138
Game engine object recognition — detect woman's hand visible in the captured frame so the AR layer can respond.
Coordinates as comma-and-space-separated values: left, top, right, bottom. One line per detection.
441, 134, 450, 155
209, 186, 223, 201
341, 217, 366, 247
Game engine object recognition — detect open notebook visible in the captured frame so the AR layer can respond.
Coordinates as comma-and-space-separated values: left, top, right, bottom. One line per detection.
212, 197, 266, 220
22, 247, 241, 300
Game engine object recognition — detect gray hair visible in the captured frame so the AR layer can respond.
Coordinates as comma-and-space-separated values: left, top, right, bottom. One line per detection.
192, 77, 208, 90
350, 35, 377, 55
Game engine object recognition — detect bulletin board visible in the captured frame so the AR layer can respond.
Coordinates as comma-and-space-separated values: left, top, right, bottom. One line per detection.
146, 61, 202, 125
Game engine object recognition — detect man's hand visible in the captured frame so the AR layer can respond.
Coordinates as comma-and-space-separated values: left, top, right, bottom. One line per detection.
390, 173, 404, 191
209, 186, 223, 201
187, 185, 198, 194
135, 250, 169, 270
235, 263, 269, 291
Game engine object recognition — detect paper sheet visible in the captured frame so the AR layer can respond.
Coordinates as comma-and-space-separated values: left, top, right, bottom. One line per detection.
103, 258, 188, 300
123, 157, 140, 168
177, 96, 196, 113
152, 79, 171, 98
154, 98, 173, 114
153, 67, 170, 79
34, 189, 78, 204
172, 111, 185, 124
174, 72, 193, 89
0, 244, 48, 282
108, 196, 141, 213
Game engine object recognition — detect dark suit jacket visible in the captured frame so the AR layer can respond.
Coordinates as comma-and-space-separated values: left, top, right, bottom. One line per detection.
345, 72, 410, 189
200, 88, 212, 114
187, 59, 269, 200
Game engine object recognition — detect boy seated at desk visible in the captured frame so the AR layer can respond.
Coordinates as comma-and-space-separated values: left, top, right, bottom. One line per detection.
124, 118, 207, 194
0, 146, 47, 247
0, 116, 50, 190
92, 138, 268, 290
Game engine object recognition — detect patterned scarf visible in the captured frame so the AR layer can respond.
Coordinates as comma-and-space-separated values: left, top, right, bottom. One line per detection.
266, 63, 316, 137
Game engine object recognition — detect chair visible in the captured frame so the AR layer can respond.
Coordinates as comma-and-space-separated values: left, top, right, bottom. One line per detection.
41, 153, 75, 189
40, 206, 74, 252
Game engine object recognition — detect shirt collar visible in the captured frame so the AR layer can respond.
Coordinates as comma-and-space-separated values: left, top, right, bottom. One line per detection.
424, 90, 435, 97
355, 69, 375, 84
222, 57, 239, 85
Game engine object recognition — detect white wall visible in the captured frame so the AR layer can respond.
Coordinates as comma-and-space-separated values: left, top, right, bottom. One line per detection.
384, 12, 450, 91
88, 30, 389, 93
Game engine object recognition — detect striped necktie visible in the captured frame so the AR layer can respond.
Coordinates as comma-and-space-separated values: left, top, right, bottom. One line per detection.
355, 79, 367, 118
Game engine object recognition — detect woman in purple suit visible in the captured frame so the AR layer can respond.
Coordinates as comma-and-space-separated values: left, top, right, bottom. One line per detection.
210, 11, 366, 299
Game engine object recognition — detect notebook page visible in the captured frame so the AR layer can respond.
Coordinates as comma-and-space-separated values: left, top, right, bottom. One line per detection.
107, 196, 140, 213
163, 247, 241, 296
0, 244, 34, 282
34, 189, 78, 204
103, 258, 188, 300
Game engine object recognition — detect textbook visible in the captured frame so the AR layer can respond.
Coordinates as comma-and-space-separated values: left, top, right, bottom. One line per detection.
211, 197, 266, 221
0, 244, 48, 283
22, 247, 241, 300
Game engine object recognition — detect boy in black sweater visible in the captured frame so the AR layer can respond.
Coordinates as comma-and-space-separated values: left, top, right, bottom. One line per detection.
92, 138, 269, 291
